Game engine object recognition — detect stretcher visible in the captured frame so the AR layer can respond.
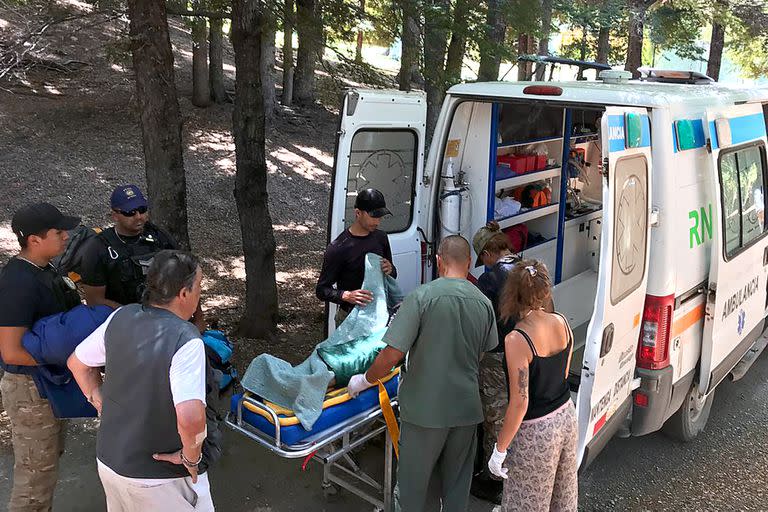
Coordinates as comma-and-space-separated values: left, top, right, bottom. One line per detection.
225, 369, 400, 511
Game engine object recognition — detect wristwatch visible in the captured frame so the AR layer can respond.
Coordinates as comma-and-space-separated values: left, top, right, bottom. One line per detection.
180, 450, 203, 468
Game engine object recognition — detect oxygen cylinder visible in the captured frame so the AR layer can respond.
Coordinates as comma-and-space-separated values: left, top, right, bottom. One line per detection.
440, 157, 462, 240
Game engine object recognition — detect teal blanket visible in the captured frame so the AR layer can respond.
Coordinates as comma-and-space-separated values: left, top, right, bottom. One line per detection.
240, 254, 403, 430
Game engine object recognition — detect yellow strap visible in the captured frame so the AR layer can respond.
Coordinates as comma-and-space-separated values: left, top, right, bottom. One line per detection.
378, 380, 400, 460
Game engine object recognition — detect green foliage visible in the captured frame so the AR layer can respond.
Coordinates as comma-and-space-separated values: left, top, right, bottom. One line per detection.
727, 0, 768, 78
554, 0, 627, 64
646, 0, 707, 61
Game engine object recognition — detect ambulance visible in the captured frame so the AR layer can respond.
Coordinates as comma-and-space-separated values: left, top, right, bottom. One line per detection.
325, 69, 768, 468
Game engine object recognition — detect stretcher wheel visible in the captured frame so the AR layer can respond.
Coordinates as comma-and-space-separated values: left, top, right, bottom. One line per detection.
322, 483, 339, 501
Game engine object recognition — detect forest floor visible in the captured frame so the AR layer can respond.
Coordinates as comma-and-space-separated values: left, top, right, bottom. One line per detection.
0, 1, 397, 371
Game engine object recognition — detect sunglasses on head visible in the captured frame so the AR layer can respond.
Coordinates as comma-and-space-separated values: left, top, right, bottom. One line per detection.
114, 206, 148, 217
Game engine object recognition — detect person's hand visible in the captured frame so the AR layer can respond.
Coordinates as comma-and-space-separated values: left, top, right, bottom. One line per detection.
342, 289, 374, 306
381, 258, 394, 276
153, 449, 199, 483
347, 374, 375, 398
488, 443, 509, 479
87, 387, 103, 416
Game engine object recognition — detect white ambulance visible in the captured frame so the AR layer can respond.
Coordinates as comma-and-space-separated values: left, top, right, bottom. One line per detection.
325, 69, 768, 468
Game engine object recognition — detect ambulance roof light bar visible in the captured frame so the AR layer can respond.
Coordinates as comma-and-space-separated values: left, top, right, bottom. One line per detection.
637, 67, 715, 85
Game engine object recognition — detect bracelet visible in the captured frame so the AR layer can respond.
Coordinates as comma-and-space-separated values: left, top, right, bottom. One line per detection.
180, 450, 202, 468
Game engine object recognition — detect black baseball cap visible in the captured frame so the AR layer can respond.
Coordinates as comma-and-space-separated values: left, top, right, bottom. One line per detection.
354, 189, 391, 218
11, 202, 80, 238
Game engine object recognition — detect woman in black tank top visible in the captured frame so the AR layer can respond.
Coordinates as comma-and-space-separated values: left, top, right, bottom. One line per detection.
486, 259, 578, 511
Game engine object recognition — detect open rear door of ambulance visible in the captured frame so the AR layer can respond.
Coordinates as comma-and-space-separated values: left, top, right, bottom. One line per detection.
325, 89, 427, 335
576, 107, 652, 469
699, 104, 768, 395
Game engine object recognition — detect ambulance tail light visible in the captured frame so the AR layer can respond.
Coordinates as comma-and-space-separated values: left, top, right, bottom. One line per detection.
523, 85, 563, 96
637, 294, 674, 370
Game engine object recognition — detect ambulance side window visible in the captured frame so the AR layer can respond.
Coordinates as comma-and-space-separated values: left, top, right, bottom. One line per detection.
344, 129, 417, 234
718, 144, 768, 258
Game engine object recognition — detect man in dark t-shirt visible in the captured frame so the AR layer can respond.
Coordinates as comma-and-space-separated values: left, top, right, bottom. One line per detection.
78, 185, 178, 308
0, 202, 82, 511
316, 189, 397, 326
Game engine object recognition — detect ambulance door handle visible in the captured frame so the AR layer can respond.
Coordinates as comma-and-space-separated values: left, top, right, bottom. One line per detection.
600, 323, 614, 358
763, 246, 768, 266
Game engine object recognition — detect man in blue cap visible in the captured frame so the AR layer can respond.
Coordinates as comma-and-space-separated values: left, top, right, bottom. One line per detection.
78, 185, 180, 310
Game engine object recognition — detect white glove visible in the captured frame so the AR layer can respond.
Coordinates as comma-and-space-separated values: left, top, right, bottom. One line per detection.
488, 443, 509, 479
347, 374, 375, 398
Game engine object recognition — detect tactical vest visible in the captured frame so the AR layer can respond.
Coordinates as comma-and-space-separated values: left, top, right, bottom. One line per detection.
98, 224, 173, 305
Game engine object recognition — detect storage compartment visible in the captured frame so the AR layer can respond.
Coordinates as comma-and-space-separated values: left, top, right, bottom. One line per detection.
435, 99, 607, 394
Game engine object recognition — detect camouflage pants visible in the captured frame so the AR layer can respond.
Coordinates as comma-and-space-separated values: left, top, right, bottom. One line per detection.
0, 372, 63, 512
479, 352, 508, 470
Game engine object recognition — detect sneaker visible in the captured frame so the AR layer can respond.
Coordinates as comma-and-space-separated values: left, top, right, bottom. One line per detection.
470, 476, 503, 505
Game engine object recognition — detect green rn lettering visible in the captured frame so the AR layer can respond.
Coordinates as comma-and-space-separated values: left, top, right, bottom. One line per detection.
689, 204, 713, 248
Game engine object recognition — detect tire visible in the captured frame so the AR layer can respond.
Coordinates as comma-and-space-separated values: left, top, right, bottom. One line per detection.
662, 384, 715, 442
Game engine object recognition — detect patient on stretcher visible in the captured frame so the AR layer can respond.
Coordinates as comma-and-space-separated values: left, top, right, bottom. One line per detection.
240, 254, 402, 431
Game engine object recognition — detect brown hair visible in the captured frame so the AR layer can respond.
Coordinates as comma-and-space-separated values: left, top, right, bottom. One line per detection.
438, 235, 471, 264
481, 221, 511, 255
499, 259, 552, 322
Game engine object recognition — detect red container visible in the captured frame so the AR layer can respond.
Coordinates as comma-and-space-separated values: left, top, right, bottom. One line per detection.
497, 154, 527, 174
525, 155, 536, 172
535, 155, 547, 170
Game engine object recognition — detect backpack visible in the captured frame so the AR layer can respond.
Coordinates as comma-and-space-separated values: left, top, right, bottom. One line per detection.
202, 329, 238, 392
52, 225, 102, 281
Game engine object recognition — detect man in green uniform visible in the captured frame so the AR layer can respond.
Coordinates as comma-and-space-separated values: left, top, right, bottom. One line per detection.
347, 235, 498, 512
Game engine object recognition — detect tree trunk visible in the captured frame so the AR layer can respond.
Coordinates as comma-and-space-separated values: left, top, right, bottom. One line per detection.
444, 0, 470, 84
294, 0, 322, 105
596, 25, 610, 64
231, 0, 279, 338
398, 0, 419, 90
282, 0, 294, 105
423, 0, 451, 140
625, 0, 648, 79
707, 19, 726, 80
261, 21, 276, 121
535, 0, 553, 80
209, 17, 227, 103
355, 0, 365, 63
192, 18, 211, 107
477, 0, 507, 81
517, 34, 534, 81
127, 0, 190, 248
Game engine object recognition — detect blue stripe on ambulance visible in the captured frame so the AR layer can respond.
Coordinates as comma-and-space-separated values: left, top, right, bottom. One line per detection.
607, 114, 651, 153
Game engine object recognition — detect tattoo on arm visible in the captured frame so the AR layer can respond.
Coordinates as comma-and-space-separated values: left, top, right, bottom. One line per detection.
518, 367, 528, 400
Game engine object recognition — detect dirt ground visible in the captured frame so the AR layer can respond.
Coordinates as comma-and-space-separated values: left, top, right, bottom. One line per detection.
0, 5, 352, 367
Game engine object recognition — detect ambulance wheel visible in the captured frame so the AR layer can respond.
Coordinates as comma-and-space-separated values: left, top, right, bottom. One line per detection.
663, 385, 714, 442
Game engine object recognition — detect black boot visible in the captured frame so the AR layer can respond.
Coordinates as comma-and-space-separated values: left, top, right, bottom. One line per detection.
470, 474, 503, 505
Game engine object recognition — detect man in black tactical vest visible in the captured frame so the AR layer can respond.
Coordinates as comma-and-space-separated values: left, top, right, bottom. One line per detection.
0, 202, 82, 511
78, 184, 178, 309
68, 250, 215, 511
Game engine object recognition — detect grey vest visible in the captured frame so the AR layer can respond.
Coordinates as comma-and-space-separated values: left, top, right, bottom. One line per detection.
97, 304, 200, 479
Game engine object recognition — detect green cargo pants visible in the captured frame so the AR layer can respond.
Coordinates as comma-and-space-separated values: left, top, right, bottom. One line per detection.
1, 372, 63, 512
394, 421, 477, 512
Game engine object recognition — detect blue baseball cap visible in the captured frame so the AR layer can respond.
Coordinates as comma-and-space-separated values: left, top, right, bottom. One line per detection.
110, 184, 148, 212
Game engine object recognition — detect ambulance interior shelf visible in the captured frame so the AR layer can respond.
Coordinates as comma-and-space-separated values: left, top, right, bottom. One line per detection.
486, 103, 606, 390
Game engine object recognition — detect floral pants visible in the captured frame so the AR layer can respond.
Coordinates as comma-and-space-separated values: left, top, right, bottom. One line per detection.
501, 401, 578, 512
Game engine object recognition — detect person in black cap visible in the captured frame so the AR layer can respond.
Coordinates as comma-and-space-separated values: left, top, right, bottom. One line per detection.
316, 188, 398, 326
77, 184, 180, 310
0, 202, 83, 511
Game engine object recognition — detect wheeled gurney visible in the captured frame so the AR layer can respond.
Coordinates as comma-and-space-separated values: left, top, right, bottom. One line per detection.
225, 370, 399, 511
